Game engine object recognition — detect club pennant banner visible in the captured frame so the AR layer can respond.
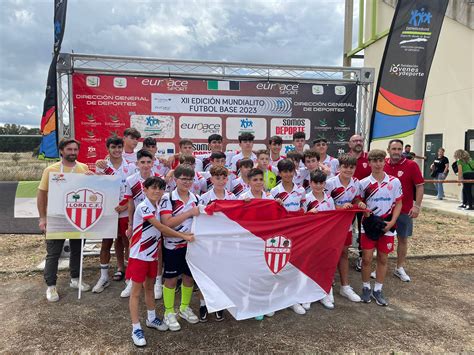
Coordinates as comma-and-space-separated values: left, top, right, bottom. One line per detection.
39, 0, 68, 160
46, 173, 121, 239
187, 200, 358, 320
369, 0, 448, 142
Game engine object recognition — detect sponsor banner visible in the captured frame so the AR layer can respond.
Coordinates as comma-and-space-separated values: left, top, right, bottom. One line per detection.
270, 118, 310, 141
179, 116, 222, 138
46, 173, 121, 239
152, 93, 292, 117
226, 117, 267, 140
369, 0, 448, 142
39, 0, 68, 160
72, 74, 357, 167
131, 115, 175, 139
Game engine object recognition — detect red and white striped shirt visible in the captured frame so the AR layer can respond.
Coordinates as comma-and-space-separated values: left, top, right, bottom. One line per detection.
129, 198, 161, 261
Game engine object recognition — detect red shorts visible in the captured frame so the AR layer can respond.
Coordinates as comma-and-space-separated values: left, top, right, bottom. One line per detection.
125, 258, 158, 283
344, 231, 352, 247
360, 233, 394, 254
117, 217, 129, 238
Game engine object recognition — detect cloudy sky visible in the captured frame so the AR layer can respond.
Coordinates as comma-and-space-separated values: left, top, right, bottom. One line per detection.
0, 0, 359, 128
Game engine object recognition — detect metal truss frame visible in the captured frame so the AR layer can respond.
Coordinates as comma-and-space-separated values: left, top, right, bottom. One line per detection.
56, 53, 375, 143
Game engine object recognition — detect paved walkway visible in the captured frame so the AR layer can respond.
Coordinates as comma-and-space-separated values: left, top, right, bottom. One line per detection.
422, 194, 474, 219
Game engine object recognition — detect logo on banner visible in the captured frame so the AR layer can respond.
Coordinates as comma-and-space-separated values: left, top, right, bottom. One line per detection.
256, 82, 299, 95
312, 85, 324, 95
408, 8, 432, 26
389, 64, 424, 77
65, 189, 104, 231
319, 119, 328, 127
180, 116, 222, 138
240, 118, 253, 128
335, 86, 346, 95
130, 115, 175, 139
264, 236, 292, 274
86, 76, 100, 87
87, 146, 97, 158
271, 118, 309, 140
113, 77, 127, 88
400, 7, 434, 52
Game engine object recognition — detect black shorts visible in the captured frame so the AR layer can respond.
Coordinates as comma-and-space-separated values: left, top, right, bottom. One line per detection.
163, 247, 192, 279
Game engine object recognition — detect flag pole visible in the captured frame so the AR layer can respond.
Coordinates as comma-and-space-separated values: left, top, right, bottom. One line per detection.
78, 238, 84, 300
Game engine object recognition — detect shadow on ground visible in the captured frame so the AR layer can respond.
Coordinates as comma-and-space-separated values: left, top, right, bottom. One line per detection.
1, 256, 473, 352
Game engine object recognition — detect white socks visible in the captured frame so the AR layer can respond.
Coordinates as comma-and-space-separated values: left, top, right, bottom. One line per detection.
132, 322, 141, 331
374, 282, 383, 292
363, 282, 371, 289
200, 299, 206, 307
100, 264, 109, 280
147, 309, 156, 322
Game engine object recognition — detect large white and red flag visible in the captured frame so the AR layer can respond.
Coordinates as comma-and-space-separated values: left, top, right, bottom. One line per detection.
187, 200, 358, 320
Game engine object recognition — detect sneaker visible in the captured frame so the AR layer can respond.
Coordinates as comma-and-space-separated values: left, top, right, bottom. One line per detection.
254, 315, 264, 321
92, 278, 110, 293
199, 305, 208, 323
120, 281, 132, 298
457, 204, 466, 209
164, 313, 181, 331
265, 311, 275, 317
339, 286, 361, 302
46, 286, 59, 302
291, 303, 306, 315
394, 267, 411, 282
179, 307, 199, 324
370, 271, 376, 279
131, 328, 146, 347
355, 257, 362, 272
154, 282, 162, 300
371, 290, 388, 306
328, 287, 334, 303
361, 287, 371, 303
319, 296, 334, 310
146, 317, 168, 331
302, 302, 311, 310
70, 278, 91, 292
215, 310, 225, 322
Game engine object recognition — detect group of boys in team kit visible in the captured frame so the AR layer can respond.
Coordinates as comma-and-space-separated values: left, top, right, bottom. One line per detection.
37, 128, 424, 348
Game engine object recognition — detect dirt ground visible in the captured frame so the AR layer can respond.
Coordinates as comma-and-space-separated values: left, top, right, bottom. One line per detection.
0, 209, 473, 353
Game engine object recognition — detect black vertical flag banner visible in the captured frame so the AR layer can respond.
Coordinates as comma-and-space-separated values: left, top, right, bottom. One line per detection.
39, 0, 68, 159
369, 0, 448, 145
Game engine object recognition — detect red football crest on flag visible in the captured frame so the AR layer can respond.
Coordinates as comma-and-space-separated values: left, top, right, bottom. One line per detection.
264, 236, 292, 274
65, 189, 104, 231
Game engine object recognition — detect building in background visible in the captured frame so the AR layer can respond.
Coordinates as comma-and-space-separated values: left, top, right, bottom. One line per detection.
344, 0, 473, 198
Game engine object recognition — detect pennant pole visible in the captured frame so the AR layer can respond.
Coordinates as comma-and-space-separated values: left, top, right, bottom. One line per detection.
78, 238, 84, 300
